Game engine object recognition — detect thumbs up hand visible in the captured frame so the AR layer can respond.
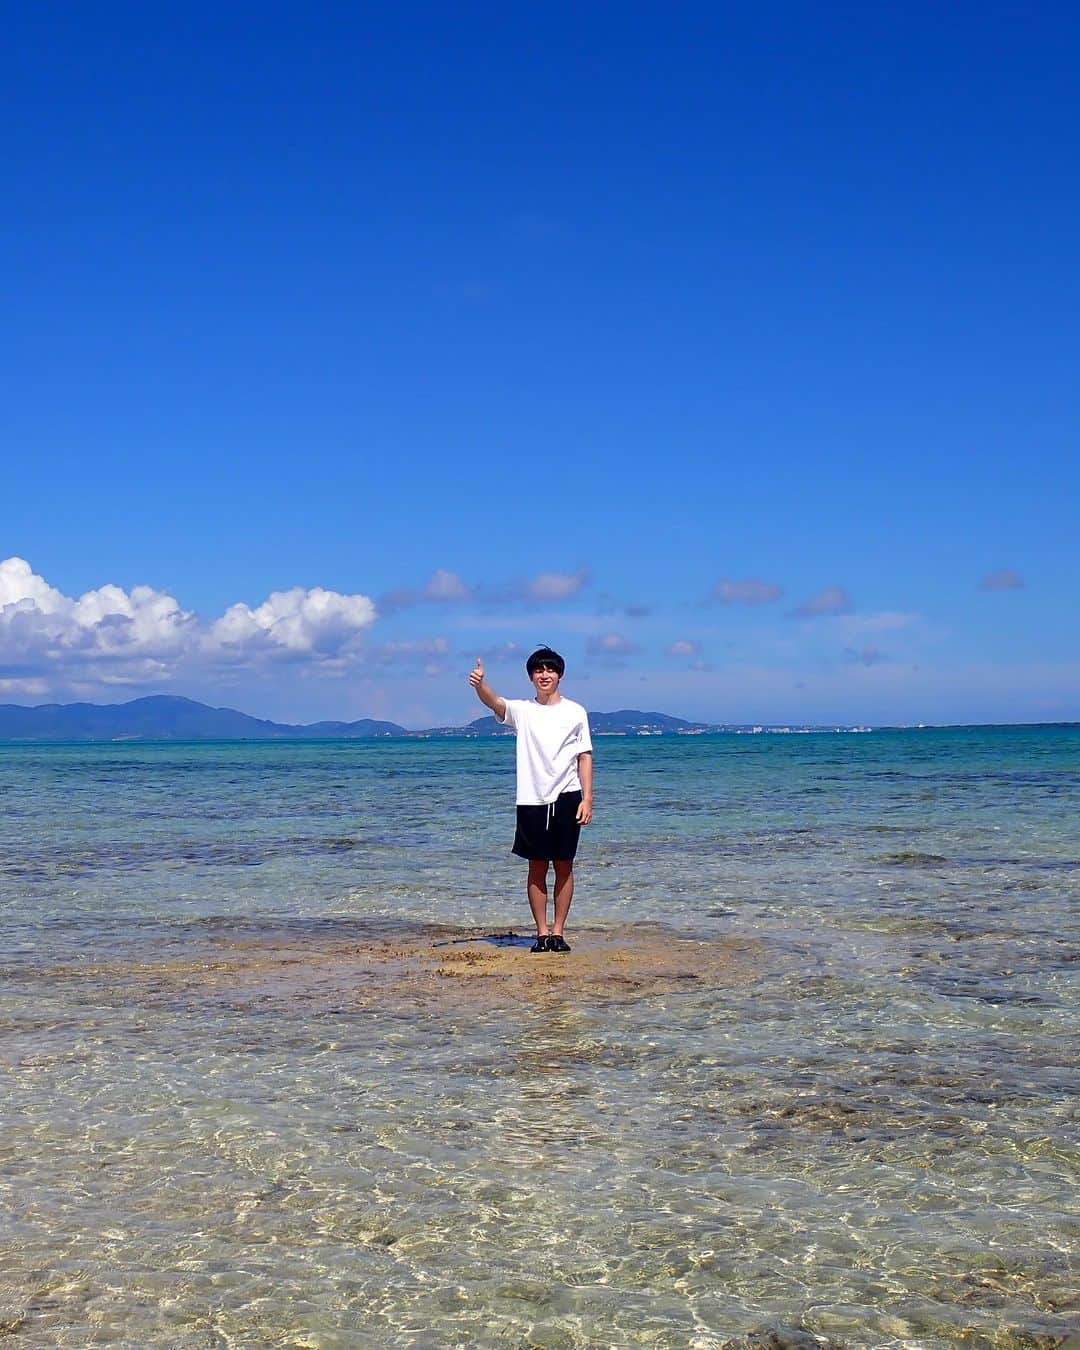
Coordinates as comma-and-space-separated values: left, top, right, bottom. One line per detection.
468, 655, 505, 719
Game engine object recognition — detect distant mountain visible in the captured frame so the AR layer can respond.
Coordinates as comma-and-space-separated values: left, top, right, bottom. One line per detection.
424, 709, 712, 736
591, 709, 709, 734
0, 696, 406, 741
299, 718, 409, 738
0, 696, 719, 742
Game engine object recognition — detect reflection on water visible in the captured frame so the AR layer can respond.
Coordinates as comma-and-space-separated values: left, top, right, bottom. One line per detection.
0, 727, 1076, 1346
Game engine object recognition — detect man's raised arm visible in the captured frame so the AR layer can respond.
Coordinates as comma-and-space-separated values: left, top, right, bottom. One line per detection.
468, 658, 506, 721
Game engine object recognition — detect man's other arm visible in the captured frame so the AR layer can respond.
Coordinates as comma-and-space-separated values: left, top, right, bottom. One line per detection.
576, 752, 593, 824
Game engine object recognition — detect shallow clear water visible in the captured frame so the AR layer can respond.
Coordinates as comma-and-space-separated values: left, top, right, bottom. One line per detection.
1, 727, 1076, 1347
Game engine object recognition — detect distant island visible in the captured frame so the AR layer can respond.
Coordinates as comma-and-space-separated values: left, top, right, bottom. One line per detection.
0, 695, 877, 741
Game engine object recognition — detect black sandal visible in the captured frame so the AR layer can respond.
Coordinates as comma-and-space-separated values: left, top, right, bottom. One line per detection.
546, 934, 571, 953
530, 935, 551, 953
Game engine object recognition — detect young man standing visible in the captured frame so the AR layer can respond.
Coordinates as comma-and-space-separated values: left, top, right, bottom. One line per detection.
469, 647, 593, 952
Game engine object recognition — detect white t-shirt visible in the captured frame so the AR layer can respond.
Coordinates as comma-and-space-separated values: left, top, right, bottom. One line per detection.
497, 697, 593, 805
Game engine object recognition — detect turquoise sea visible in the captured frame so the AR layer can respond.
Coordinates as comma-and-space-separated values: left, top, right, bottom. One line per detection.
1, 726, 1077, 1348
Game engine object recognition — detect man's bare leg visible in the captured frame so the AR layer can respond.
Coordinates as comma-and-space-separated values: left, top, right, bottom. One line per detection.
552, 860, 574, 936
527, 859, 551, 936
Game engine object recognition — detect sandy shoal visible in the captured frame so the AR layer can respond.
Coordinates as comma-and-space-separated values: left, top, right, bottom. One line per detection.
51, 924, 777, 1014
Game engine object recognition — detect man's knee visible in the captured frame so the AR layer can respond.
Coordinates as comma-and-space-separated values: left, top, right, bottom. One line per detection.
553, 860, 574, 880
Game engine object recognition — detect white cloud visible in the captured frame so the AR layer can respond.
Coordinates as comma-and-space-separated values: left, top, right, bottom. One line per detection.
793, 585, 852, 617
0, 675, 48, 697
369, 637, 450, 667
208, 587, 375, 659
0, 557, 378, 693
834, 611, 919, 635
475, 640, 525, 665
979, 569, 1025, 592
586, 631, 636, 660
527, 566, 590, 602
378, 568, 471, 612
0, 557, 195, 678
424, 569, 470, 601
713, 577, 783, 604
668, 639, 700, 657
0, 556, 67, 612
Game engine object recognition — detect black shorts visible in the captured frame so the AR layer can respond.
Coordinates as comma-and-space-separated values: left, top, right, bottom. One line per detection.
512, 790, 583, 862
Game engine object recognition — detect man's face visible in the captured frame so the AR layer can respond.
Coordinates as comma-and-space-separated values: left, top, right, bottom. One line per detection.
530, 662, 561, 696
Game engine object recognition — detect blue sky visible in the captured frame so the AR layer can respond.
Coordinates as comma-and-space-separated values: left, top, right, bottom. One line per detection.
3, 3, 1077, 727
